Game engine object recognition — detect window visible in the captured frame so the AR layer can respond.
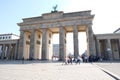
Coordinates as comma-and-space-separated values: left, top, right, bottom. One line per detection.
49, 40, 51, 44
49, 34, 51, 38
36, 40, 40, 45
38, 35, 41, 39
28, 35, 30, 39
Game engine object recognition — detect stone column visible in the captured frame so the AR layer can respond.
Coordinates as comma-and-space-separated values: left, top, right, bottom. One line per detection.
59, 27, 66, 61
34, 31, 39, 59
0, 44, 2, 59
29, 30, 36, 59
86, 25, 96, 56
41, 28, 48, 60
1, 44, 3, 59
5, 45, 9, 59
14, 43, 18, 60
96, 40, 101, 57
107, 39, 113, 60
118, 39, 120, 58
7, 44, 11, 59
11, 45, 14, 59
16, 41, 19, 59
48, 30, 53, 60
73, 25, 79, 59
35, 31, 42, 59
18, 30, 24, 59
118, 39, 120, 50
1, 44, 5, 59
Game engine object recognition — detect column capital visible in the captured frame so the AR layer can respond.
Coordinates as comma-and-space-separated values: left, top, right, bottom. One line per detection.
85, 22, 93, 26
86, 24, 92, 29
29, 29, 36, 33
72, 24, 78, 28
73, 24, 77, 26
107, 39, 111, 48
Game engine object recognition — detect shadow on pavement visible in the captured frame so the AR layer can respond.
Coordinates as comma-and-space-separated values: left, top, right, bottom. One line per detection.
0, 60, 62, 65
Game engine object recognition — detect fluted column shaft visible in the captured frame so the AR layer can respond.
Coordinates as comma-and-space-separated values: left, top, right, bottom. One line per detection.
59, 27, 66, 61
107, 39, 113, 60
86, 25, 96, 56
73, 25, 79, 59
18, 30, 24, 59
7, 44, 11, 59
96, 40, 101, 57
1, 44, 5, 59
41, 29, 48, 60
29, 30, 36, 59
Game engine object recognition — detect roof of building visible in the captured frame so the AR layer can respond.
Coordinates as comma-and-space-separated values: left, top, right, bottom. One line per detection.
0, 33, 19, 37
95, 33, 120, 39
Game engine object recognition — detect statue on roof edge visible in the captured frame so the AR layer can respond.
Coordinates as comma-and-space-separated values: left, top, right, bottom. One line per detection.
51, 5, 58, 13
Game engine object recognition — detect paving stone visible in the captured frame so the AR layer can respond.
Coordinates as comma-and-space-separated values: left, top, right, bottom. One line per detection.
0, 61, 116, 80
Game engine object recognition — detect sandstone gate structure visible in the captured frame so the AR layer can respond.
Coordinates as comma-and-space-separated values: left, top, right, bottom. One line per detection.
0, 10, 120, 60
17, 10, 96, 60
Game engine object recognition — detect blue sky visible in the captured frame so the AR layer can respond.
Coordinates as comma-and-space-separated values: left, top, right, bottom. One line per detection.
0, 0, 120, 35
0, 0, 67, 35
0, 0, 120, 54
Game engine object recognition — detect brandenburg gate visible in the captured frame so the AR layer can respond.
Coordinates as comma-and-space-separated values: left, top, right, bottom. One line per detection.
17, 10, 96, 61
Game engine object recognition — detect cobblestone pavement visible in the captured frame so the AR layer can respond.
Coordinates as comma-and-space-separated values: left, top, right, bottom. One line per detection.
0, 61, 116, 80
94, 62, 120, 78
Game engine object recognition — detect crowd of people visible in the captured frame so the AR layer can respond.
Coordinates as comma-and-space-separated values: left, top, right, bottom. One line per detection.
64, 54, 103, 65
64, 55, 82, 65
